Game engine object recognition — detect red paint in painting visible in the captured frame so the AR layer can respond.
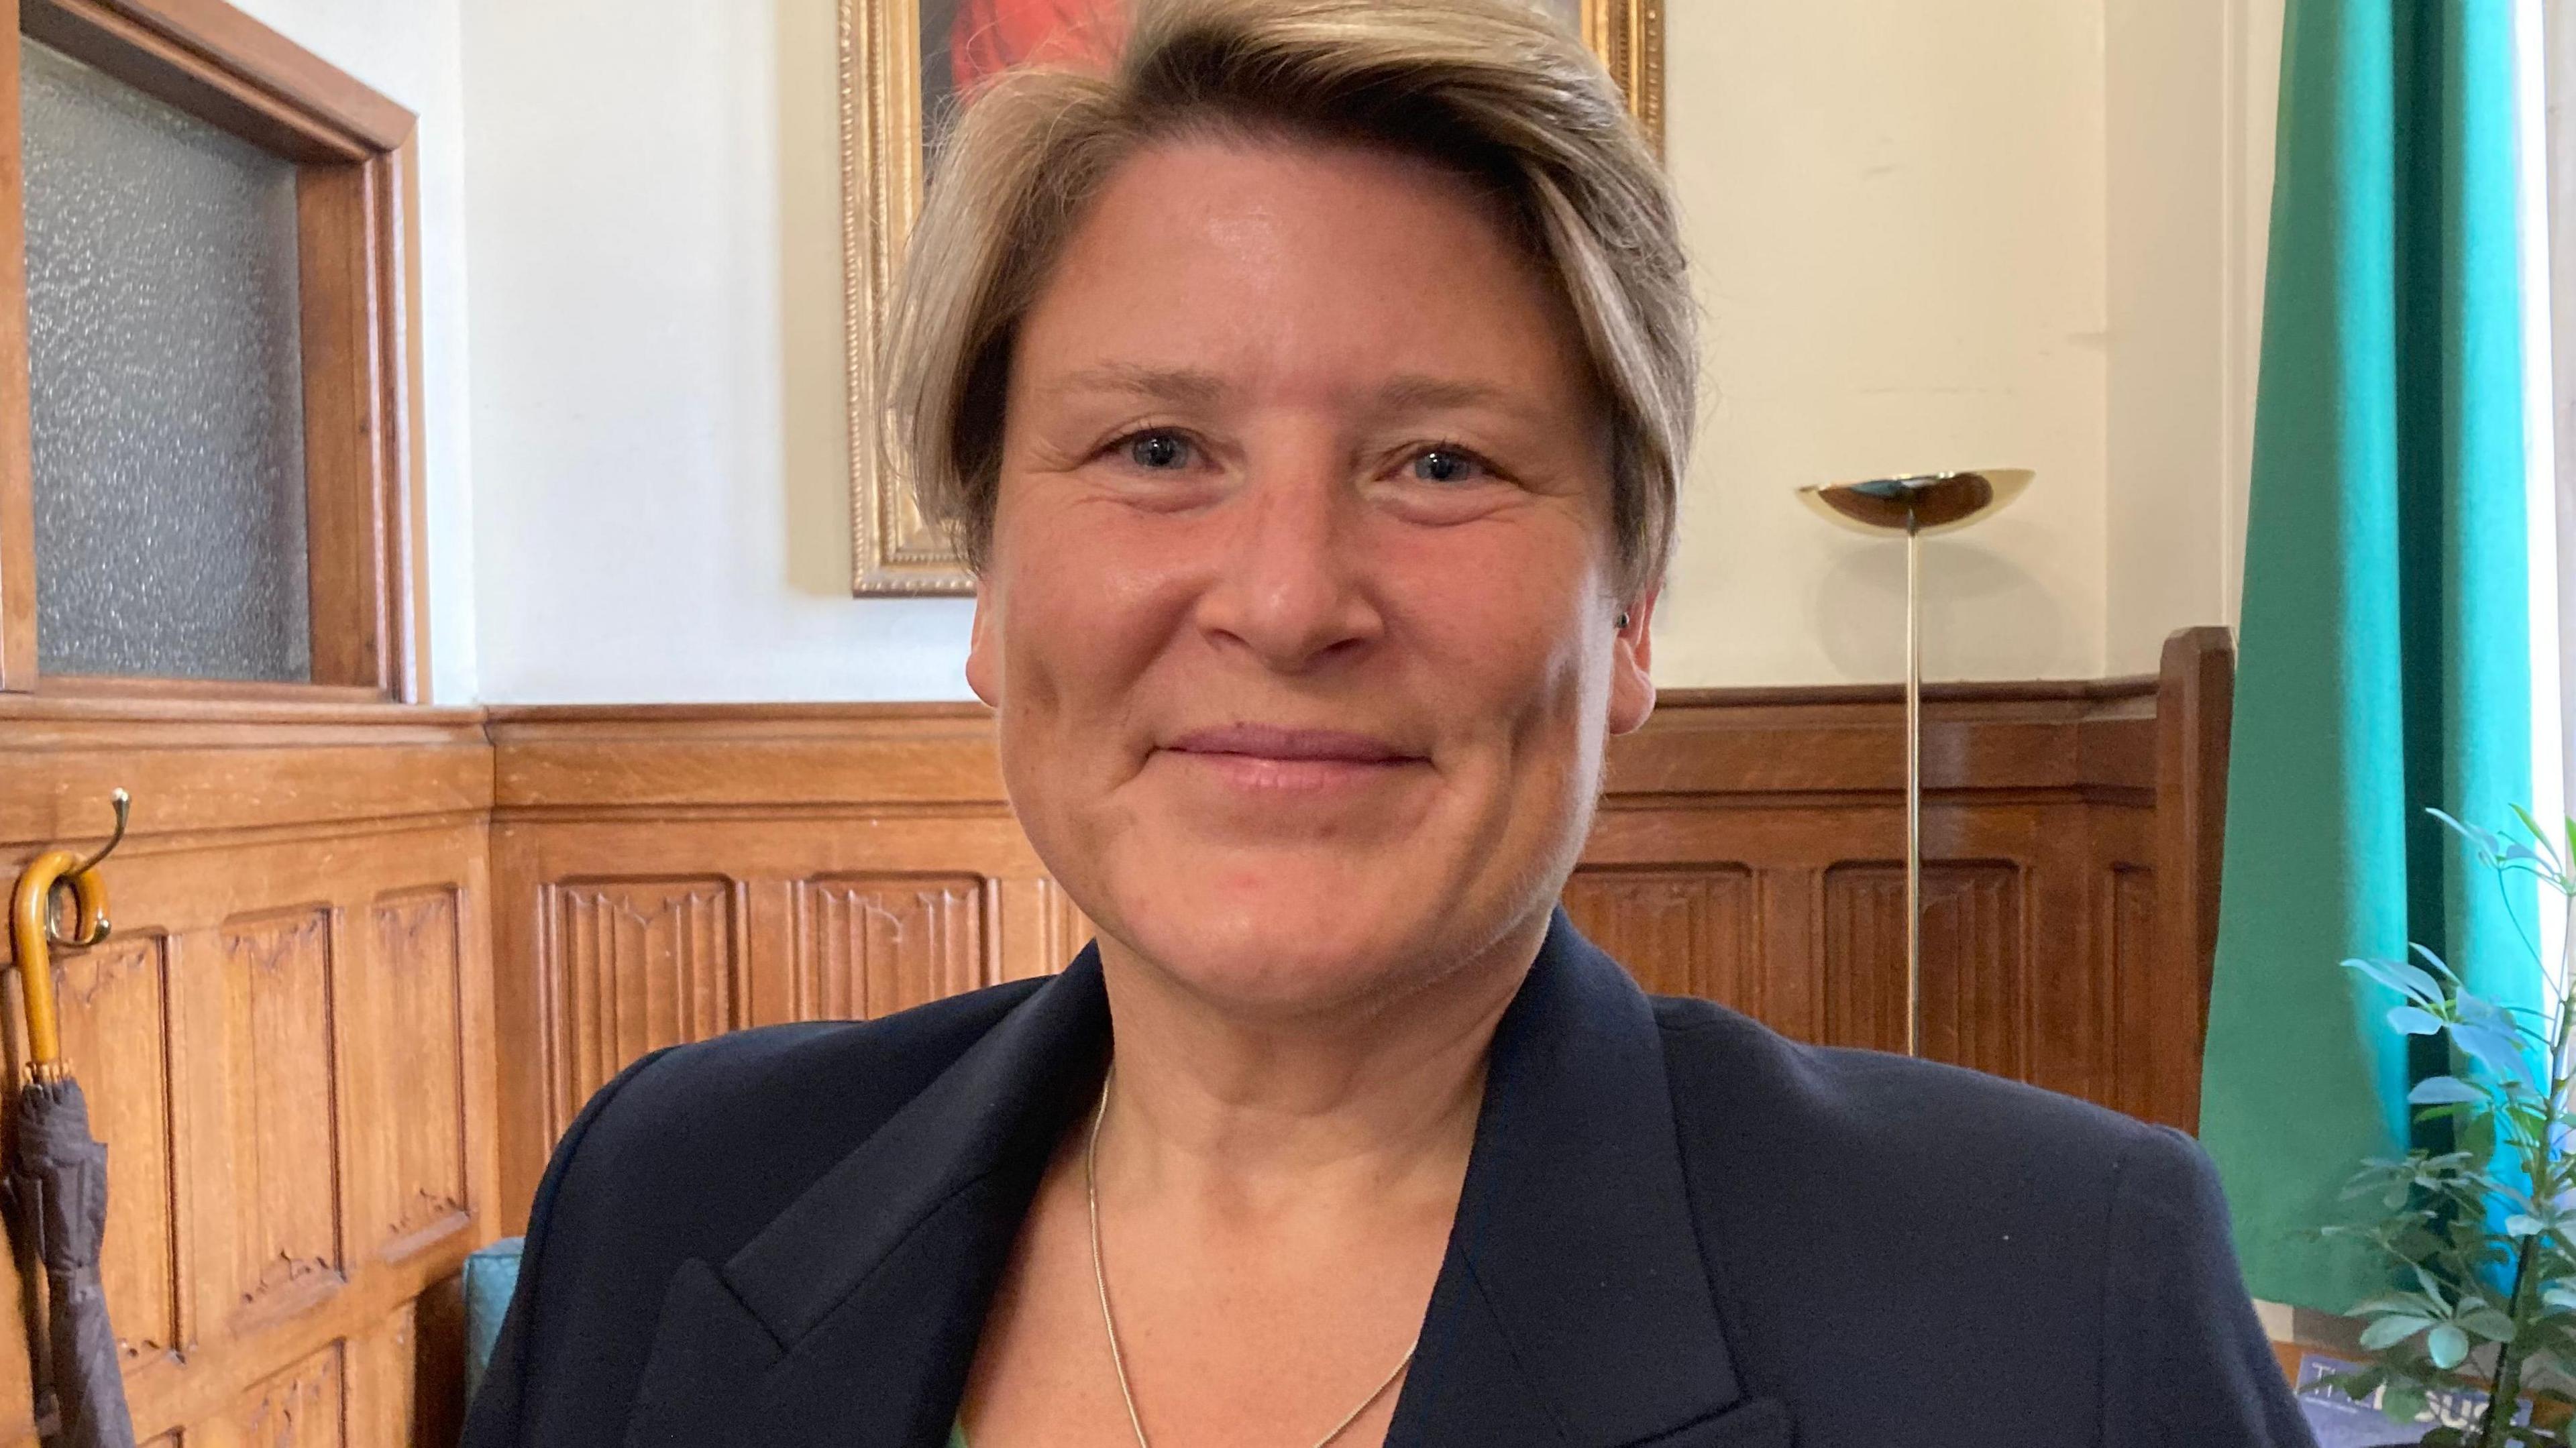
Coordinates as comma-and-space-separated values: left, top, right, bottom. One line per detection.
952, 0, 1129, 94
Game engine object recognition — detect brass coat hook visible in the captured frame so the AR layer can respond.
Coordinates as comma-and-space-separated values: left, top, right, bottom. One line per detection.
7, 789, 129, 1083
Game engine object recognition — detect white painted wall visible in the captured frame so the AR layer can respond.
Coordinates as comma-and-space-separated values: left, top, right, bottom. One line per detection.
460, 0, 973, 703
226, 0, 478, 704
1660, 0, 2112, 685
2102, 0, 2279, 674
445, 0, 2263, 701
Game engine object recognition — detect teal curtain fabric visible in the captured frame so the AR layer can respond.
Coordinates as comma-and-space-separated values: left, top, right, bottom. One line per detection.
2198, 0, 2534, 1313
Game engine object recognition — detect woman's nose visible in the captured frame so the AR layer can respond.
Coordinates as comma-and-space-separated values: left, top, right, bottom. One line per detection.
1191, 463, 1383, 672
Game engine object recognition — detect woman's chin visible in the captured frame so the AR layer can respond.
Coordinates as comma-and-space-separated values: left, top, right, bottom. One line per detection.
1101, 893, 1451, 1019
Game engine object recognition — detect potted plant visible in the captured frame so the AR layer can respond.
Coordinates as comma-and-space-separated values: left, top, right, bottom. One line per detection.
2324, 809, 2576, 1446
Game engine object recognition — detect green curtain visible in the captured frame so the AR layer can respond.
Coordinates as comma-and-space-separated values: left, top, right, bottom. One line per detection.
2198, 0, 2534, 1314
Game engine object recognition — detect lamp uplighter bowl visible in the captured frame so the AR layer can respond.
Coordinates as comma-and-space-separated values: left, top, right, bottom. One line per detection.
1796, 468, 2033, 537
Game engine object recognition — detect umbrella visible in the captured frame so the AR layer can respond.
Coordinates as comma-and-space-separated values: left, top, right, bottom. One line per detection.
6, 791, 136, 1448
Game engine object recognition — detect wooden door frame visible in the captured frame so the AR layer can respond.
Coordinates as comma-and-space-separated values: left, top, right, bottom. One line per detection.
0, 0, 429, 702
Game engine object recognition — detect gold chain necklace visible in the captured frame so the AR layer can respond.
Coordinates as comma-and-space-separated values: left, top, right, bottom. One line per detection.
1084, 1075, 1419, 1448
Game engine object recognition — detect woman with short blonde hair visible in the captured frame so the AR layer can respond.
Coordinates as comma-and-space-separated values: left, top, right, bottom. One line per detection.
468, 3, 2312, 1445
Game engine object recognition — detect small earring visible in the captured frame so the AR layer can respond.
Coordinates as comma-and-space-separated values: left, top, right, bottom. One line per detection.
1617, 611, 1631, 629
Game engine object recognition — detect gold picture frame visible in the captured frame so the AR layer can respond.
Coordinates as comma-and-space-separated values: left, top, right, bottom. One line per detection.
841, 0, 1665, 596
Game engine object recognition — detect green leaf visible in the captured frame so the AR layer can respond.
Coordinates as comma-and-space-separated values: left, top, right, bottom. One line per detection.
2413, 943, 2465, 985
2413, 1076, 2488, 1105
2455, 1019, 2540, 1085
2510, 1214, 2548, 1238
2349, 954, 2445, 1003
2391, 1005, 2445, 1036
2426, 1323, 2469, 1368
2514, 793, 2555, 860
2361, 1314, 2436, 1351
2461, 1306, 2519, 1341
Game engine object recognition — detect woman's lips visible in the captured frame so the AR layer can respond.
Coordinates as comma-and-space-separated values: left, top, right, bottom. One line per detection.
1161, 724, 1426, 793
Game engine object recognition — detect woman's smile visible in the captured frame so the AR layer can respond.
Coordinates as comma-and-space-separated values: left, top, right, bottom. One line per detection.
1156, 722, 1430, 798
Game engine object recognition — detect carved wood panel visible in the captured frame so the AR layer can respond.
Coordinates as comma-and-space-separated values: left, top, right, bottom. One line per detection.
48, 932, 182, 1370
1562, 866, 1756, 1003
360, 891, 471, 1261
791, 875, 987, 1019
2106, 864, 2159, 1118
199, 1340, 342, 1448
1029, 877, 1093, 974
343, 1303, 420, 1448
543, 877, 740, 1137
213, 907, 345, 1329
1821, 862, 2027, 1075
343, 1286, 461, 1448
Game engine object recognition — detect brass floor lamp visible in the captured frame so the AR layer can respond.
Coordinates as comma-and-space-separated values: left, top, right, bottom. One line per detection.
1797, 469, 2031, 1057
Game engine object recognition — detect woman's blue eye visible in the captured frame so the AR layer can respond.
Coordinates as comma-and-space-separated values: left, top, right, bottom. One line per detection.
1128, 433, 1189, 469
1413, 449, 1481, 484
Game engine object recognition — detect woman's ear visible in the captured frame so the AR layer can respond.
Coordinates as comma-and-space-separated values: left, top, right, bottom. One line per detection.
965, 577, 1001, 707
1607, 586, 1657, 736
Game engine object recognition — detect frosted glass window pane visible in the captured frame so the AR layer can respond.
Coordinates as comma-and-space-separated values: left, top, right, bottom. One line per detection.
22, 39, 311, 683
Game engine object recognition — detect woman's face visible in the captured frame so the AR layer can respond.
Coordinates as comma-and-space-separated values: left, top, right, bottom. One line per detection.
970, 135, 1658, 1016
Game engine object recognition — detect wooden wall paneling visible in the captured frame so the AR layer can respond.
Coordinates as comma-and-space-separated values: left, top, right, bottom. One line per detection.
487, 794, 1061, 1228
2137, 626, 2235, 1130
194, 1339, 343, 1448
210, 905, 343, 1331
0, 698, 495, 1447
343, 1300, 420, 1448
48, 931, 184, 1391
791, 875, 987, 1020
1589, 665, 2183, 1119
359, 889, 472, 1262
1560, 864, 1756, 1003
542, 875, 744, 1131
1819, 860, 2027, 1073
342, 1282, 460, 1448
483, 706, 1089, 1227
996, 875, 1091, 985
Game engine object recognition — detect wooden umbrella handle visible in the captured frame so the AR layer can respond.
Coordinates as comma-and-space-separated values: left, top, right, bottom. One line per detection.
8, 791, 124, 1083
10, 848, 79, 1080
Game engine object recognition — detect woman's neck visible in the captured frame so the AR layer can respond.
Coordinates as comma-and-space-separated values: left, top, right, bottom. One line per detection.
1085, 913, 1546, 1219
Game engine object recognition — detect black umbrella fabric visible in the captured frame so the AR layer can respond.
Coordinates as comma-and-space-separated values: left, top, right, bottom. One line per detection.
7, 792, 138, 1448
11, 1076, 133, 1448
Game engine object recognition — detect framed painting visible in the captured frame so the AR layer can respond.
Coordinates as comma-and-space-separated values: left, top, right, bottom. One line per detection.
841, 0, 1666, 595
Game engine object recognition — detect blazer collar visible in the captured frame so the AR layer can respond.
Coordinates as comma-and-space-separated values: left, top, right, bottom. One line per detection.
1385, 914, 1768, 1447
622, 911, 1786, 1448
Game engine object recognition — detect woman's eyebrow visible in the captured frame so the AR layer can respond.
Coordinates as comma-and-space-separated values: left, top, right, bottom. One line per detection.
1039, 363, 1228, 407
1371, 374, 1517, 414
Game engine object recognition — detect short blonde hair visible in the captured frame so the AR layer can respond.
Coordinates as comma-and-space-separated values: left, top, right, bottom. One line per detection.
879, 0, 1694, 597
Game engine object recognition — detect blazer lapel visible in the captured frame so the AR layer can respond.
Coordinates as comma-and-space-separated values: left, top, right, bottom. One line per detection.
1386, 912, 1793, 1448
623, 950, 1112, 1448
625, 915, 1792, 1448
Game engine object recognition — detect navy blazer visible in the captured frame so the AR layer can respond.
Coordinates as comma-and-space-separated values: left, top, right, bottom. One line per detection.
464, 913, 2315, 1447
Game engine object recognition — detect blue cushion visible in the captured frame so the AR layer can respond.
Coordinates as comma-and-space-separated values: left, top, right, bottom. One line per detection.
464, 1237, 526, 1404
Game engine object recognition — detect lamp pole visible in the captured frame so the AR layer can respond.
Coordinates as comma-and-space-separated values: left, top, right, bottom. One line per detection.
1904, 509, 1921, 1056
1797, 469, 2031, 1057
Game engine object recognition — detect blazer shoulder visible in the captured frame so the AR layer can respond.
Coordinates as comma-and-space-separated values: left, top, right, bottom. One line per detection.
1647, 995, 2298, 1445
1650, 991, 2165, 1182
551, 977, 1048, 1260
